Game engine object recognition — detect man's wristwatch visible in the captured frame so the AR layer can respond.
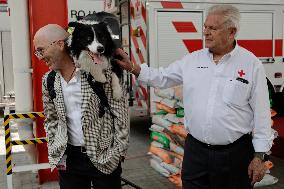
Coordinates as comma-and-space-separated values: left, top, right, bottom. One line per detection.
254, 152, 270, 162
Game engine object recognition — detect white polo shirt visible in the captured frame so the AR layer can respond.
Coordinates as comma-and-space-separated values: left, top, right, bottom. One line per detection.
60, 69, 84, 146
138, 44, 273, 152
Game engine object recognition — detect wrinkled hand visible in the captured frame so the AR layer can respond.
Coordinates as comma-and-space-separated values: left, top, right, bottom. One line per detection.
114, 48, 133, 71
248, 157, 267, 186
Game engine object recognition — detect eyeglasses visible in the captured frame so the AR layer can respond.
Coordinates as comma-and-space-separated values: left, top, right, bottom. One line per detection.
203, 19, 234, 33
203, 25, 225, 33
34, 41, 57, 59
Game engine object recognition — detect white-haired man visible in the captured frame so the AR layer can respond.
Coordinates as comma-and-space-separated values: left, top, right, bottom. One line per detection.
115, 4, 272, 189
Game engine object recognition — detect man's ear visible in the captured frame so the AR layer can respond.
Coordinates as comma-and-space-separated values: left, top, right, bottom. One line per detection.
58, 40, 66, 51
230, 27, 237, 38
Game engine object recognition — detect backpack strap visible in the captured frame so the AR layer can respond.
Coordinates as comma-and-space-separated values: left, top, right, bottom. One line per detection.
86, 73, 116, 118
46, 70, 57, 100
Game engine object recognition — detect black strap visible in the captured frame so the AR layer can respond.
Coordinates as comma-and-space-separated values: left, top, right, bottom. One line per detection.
86, 73, 116, 140
46, 70, 57, 100
86, 73, 116, 118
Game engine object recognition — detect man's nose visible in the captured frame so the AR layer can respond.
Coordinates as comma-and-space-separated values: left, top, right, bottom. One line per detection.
203, 28, 209, 35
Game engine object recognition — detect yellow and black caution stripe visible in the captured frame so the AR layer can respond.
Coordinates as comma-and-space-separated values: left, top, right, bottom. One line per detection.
4, 112, 46, 175
9, 112, 44, 120
11, 138, 48, 145
4, 115, 12, 175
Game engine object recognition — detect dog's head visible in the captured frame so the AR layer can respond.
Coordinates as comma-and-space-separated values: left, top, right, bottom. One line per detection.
67, 21, 116, 64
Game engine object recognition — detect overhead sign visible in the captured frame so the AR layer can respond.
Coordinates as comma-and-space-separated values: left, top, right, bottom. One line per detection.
68, 0, 104, 21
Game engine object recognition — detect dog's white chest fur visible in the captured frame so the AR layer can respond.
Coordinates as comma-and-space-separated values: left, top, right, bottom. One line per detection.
76, 50, 122, 100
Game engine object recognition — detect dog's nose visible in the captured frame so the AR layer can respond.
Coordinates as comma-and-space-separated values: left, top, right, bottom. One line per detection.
97, 46, 105, 53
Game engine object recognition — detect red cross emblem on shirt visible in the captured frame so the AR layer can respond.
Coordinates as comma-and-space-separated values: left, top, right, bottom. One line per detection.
238, 69, 245, 78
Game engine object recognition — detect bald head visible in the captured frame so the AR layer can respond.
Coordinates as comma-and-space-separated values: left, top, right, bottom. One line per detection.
34, 24, 69, 45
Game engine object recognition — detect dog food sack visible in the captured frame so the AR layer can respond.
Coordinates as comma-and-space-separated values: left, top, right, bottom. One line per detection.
152, 115, 172, 128
150, 158, 171, 177
154, 88, 175, 99
149, 124, 165, 133
150, 131, 170, 148
149, 145, 173, 164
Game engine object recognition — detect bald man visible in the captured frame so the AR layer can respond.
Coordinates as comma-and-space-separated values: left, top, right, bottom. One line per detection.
34, 24, 129, 189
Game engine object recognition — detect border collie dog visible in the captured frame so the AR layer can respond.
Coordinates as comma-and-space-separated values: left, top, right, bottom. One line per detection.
67, 12, 123, 100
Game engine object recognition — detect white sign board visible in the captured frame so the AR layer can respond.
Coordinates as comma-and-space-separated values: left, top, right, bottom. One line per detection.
68, 0, 104, 22
0, 5, 10, 31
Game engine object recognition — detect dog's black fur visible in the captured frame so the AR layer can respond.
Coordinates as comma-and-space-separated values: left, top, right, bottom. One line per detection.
67, 15, 123, 79
84, 12, 121, 48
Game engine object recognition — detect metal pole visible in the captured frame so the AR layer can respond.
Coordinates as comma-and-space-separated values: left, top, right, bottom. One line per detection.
8, 0, 37, 172
4, 114, 13, 189
127, 0, 134, 106
8, 0, 33, 112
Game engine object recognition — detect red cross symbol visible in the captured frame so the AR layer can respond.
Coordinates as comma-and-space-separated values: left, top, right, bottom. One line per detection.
238, 69, 245, 78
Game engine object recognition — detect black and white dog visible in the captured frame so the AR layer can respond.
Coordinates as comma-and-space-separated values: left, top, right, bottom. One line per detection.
67, 12, 123, 100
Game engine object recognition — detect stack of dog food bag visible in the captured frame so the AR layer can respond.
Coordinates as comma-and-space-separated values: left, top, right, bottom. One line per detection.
148, 86, 278, 188
148, 86, 186, 188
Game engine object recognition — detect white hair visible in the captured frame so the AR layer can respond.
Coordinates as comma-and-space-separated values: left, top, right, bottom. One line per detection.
207, 5, 241, 35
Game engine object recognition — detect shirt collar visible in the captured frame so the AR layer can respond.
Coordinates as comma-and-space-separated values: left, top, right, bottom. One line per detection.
229, 41, 239, 57
207, 40, 239, 61
59, 67, 81, 84
70, 68, 80, 83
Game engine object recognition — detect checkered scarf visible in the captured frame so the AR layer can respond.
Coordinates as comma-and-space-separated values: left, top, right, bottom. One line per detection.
42, 68, 129, 174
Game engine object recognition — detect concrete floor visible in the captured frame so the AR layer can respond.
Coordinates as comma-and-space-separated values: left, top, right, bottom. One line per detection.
0, 115, 283, 189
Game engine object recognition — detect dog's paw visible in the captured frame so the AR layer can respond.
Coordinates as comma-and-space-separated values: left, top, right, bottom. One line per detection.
112, 86, 123, 100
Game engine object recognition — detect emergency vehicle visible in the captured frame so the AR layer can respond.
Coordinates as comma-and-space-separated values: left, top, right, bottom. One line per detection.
105, 0, 284, 116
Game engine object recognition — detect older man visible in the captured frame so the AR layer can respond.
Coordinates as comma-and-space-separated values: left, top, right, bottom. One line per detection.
33, 24, 129, 189
115, 5, 273, 189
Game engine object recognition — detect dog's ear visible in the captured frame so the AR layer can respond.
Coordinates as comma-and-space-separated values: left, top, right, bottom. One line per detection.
68, 21, 85, 33
98, 21, 107, 26
68, 21, 79, 28
76, 16, 84, 21
97, 21, 110, 33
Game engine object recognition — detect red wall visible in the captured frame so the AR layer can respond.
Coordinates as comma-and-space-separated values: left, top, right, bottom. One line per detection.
28, 0, 68, 183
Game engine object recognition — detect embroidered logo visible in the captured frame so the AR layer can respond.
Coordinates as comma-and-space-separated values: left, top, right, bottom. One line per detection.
197, 66, 208, 69
238, 69, 245, 78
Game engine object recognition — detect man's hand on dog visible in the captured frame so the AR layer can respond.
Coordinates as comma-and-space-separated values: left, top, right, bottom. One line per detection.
114, 48, 141, 76
113, 48, 131, 69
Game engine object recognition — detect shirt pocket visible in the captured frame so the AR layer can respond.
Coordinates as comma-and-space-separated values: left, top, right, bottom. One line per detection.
222, 79, 250, 107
